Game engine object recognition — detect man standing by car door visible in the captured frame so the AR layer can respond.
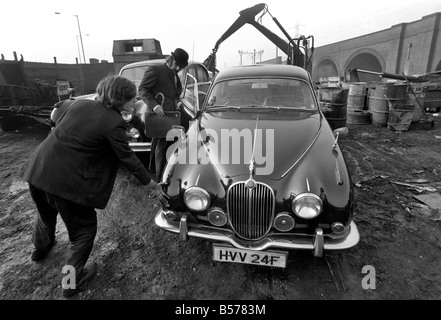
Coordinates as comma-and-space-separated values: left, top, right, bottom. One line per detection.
138, 48, 189, 182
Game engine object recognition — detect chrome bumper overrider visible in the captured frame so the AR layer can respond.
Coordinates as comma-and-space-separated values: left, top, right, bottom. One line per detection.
154, 209, 360, 257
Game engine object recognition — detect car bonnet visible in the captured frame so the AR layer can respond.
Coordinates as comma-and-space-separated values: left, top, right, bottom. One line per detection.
194, 110, 322, 179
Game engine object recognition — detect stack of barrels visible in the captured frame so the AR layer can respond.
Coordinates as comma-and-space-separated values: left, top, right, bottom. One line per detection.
368, 83, 407, 126
368, 83, 415, 130
317, 81, 418, 131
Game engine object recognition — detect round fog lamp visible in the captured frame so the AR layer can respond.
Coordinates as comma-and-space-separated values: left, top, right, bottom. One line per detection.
331, 222, 345, 234
274, 213, 295, 232
208, 208, 227, 227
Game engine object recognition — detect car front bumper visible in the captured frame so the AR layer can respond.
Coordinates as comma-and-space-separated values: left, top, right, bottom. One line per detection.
154, 209, 360, 257
129, 142, 151, 152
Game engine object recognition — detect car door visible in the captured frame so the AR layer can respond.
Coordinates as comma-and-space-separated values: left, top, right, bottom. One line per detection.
179, 64, 211, 130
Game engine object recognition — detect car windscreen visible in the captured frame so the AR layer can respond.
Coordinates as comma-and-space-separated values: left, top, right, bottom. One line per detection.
120, 66, 149, 88
206, 78, 317, 110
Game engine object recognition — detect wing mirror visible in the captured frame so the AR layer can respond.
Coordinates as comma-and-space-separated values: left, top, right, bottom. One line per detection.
332, 127, 348, 150
333, 127, 348, 139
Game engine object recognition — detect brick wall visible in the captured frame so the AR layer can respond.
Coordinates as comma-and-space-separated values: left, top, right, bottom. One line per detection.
312, 12, 441, 82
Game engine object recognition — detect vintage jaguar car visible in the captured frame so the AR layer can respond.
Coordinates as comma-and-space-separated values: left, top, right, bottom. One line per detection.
155, 64, 360, 268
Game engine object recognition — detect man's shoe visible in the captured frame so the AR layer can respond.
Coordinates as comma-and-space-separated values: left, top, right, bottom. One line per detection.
62, 262, 98, 298
31, 240, 56, 262
77, 262, 97, 287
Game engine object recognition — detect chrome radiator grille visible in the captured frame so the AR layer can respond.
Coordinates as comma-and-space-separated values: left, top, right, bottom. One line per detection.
227, 181, 275, 240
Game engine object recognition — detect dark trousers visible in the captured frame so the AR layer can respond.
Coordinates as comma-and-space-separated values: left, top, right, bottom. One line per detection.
29, 184, 97, 280
149, 137, 172, 182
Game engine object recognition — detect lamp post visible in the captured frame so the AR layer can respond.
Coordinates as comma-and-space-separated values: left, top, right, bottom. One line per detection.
76, 34, 89, 64
76, 36, 82, 63
55, 12, 87, 64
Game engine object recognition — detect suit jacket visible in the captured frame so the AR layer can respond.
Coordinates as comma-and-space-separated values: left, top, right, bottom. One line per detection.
50, 98, 76, 127
20, 99, 152, 209
138, 63, 182, 112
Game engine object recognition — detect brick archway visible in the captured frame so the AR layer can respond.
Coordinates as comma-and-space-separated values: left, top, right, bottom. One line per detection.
312, 56, 339, 83
344, 49, 385, 82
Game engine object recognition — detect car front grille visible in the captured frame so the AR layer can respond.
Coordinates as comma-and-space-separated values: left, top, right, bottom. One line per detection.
227, 181, 275, 240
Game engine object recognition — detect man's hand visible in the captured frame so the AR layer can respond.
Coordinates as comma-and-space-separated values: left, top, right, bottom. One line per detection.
153, 104, 165, 116
147, 181, 170, 207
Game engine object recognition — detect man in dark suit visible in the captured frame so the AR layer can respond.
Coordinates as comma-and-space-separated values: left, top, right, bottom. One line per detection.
49, 96, 76, 131
20, 75, 168, 298
138, 48, 189, 182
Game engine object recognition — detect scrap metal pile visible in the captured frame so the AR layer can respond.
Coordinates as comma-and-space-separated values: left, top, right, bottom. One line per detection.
316, 68, 441, 132
0, 59, 70, 129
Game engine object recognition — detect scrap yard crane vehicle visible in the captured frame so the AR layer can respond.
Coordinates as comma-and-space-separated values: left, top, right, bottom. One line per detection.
203, 3, 314, 74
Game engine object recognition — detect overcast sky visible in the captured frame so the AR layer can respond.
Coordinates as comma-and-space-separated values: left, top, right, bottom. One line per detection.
1, 0, 440, 70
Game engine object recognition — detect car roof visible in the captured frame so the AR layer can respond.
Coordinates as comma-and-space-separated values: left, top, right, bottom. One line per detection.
121, 59, 205, 70
214, 64, 310, 81
120, 59, 166, 70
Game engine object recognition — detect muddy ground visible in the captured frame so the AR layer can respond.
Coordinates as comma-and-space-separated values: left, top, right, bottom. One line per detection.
1, 114, 441, 302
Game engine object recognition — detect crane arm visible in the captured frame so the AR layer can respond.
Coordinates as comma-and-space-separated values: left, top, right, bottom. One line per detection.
203, 3, 305, 73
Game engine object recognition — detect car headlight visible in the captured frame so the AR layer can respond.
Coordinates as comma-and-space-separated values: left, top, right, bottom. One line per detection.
127, 127, 140, 139
184, 187, 210, 211
292, 193, 322, 219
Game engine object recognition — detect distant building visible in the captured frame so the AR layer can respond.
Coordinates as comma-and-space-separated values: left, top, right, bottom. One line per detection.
112, 38, 165, 74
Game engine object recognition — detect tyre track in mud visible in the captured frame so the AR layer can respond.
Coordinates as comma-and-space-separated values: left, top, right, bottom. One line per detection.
341, 140, 415, 178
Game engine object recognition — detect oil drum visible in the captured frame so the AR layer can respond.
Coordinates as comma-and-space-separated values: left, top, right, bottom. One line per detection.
317, 87, 349, 130
368, 83, 407, 127
343, 82, 367, 111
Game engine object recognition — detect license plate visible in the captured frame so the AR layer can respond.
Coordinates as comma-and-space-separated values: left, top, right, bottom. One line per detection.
212, 245, 287, 268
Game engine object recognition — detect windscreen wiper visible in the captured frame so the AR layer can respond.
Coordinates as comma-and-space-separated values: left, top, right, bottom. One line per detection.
205, 106, 242, 112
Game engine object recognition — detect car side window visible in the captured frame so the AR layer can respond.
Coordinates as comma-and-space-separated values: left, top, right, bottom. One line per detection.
181, 74, 198, 116
120, 66, 148, 89
195, 65, 209, 83
183, 64, 196, 85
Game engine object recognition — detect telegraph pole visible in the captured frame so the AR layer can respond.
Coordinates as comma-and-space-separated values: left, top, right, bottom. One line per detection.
238, 49, 264, 65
